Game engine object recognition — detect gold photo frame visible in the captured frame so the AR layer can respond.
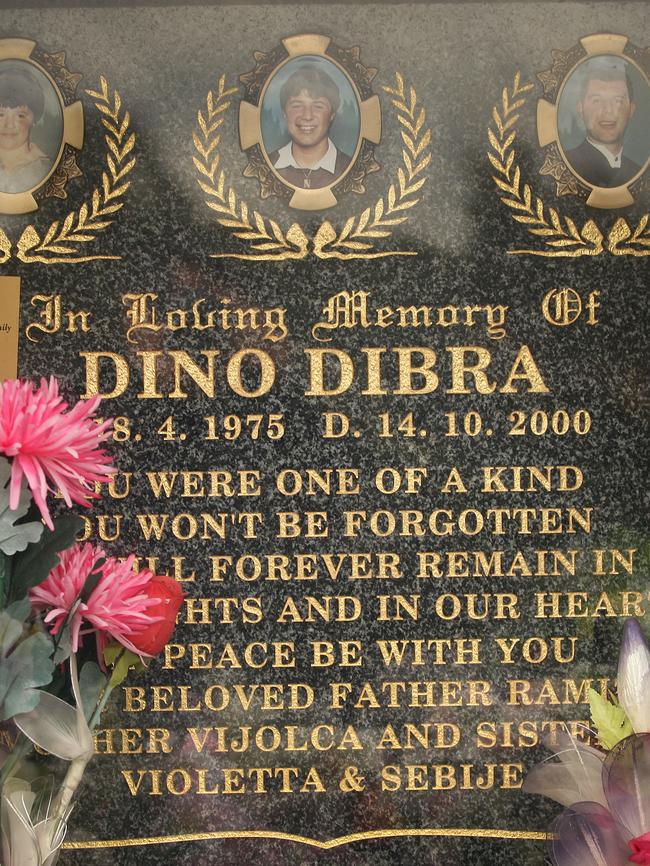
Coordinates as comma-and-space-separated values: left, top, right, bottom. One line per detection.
537, 33, 650, 209
238, 34, 381, 210
0, 38, 84, 215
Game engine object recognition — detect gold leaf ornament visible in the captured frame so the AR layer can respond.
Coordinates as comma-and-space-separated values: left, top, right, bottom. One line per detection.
193, 71, 430, 260
608, 215, 650, 255
0, 229, 11, 264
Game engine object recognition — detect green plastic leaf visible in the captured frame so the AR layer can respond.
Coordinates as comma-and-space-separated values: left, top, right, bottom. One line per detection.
0, 462, 44, 556
104, 644, 145, 689
0, 598, 30, 645
79, 661, 107, 722
9, 514, 83, 602
0, 600, 54, 720
589, 688, 634, 750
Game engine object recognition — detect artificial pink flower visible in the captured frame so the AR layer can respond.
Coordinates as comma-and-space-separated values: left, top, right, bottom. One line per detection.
0, 377, 115, 529
630, 832, 650, 864
30, 543, 164, 660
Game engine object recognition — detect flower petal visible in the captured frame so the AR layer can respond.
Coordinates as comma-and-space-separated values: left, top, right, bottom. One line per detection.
1, 779, 40, 866
618, 620, 650, 734
0, 378, 115, 529
524, 730, 607, 808
14, 691, 93, 761
34, 817, 67, 866
602, 733, 650, 839
629, 830, 650, 864
550, 802, 631, 866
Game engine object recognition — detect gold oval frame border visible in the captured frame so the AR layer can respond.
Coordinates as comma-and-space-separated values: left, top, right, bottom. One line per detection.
238, 33, 381, 211
0, 38, 83, 216
0, 75, 135, 265
193, 70, 431, 261
537, 33, 650, 210
488, 72, 650, 257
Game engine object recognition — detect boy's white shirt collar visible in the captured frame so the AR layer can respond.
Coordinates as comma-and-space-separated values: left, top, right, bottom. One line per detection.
275, 138, 338, 173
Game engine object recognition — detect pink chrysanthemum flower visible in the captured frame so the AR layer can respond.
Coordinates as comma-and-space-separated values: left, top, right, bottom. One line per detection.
30, 543, 163, 660
0, 377, 115, 529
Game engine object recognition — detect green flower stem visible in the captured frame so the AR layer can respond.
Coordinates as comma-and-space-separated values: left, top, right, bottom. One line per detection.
85, 646, 127, 731
88, 681, 114, 731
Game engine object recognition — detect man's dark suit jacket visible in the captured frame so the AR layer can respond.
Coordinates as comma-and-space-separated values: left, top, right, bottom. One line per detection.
566, 139, 640, 188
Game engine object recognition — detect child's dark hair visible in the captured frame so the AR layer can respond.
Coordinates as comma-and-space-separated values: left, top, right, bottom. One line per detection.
0, 68, 45, 122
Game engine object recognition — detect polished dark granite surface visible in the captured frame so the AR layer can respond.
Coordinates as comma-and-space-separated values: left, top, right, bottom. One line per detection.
3, 3, 648, 864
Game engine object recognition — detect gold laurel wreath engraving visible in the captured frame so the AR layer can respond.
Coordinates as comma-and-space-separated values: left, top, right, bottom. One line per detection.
312, 73, 429, 259
488, 73, 604, 257
194, 72, 429, 260
194, 76, 309, 261
489, 73, 650, 257
7, 77, 135, 265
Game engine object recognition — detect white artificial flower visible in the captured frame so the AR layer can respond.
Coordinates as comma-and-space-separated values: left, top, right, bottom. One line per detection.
618, 618, 650, 734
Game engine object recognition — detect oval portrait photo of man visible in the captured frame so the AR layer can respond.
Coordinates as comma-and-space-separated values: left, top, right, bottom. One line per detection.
0, 59, 63, 195
557, 55, 650, 189
260, 56, 361, 191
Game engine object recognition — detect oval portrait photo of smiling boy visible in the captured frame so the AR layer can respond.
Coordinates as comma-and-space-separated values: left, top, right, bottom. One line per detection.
260, 56, 361, 192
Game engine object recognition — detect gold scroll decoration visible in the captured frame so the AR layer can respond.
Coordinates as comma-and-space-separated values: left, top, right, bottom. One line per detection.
193, 72, 431, 260
63, 826, 549, 853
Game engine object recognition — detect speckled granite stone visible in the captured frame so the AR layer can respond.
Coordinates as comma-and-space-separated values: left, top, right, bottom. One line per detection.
4, 2, 649, 865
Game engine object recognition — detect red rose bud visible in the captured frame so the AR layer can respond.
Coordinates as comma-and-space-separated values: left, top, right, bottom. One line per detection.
630, 832, 650, 865
129, 575, 185, 656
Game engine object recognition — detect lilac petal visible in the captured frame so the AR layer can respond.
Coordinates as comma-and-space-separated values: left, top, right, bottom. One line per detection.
524, 730, 607, 808
618, 620, 650, 733
550, 802, 632, 866
603, 733, 650, 839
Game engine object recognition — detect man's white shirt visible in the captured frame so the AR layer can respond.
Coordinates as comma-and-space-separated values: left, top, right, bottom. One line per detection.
586, 137, 623, 168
